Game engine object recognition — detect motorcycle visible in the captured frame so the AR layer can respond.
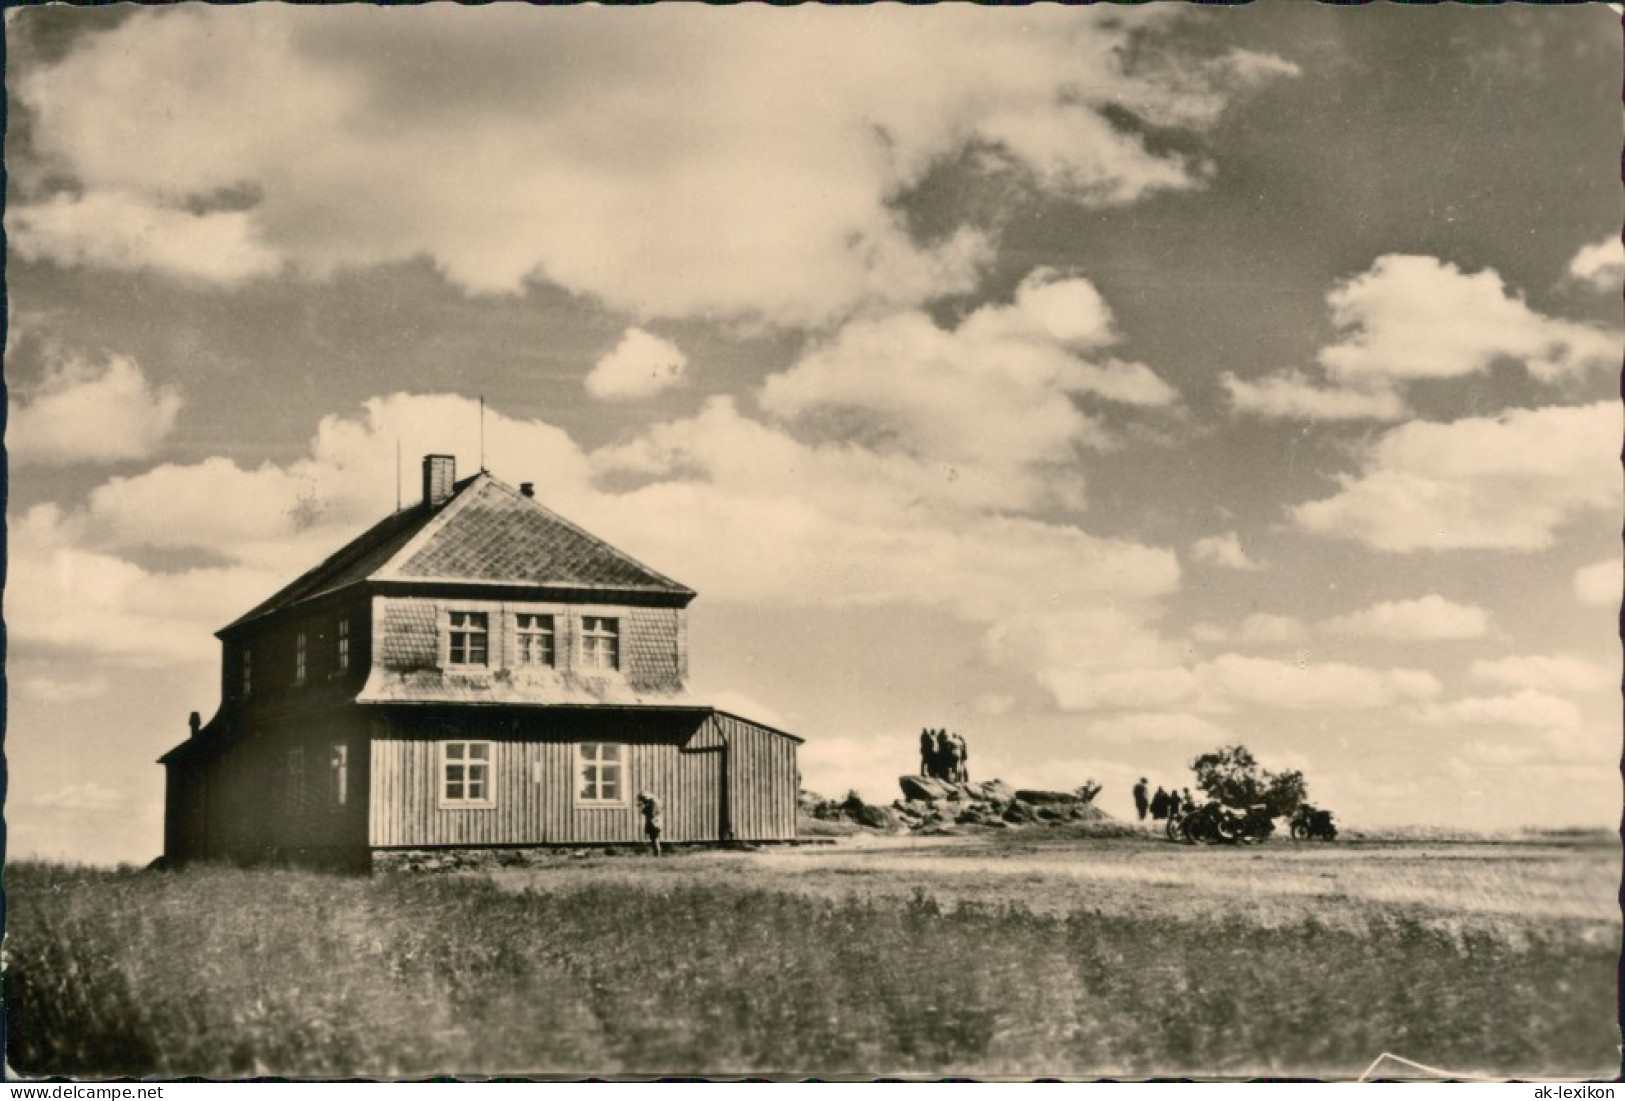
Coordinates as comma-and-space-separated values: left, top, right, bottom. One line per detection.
1170, 801, 1226, 844
1223, 803, 1275, 844
1289, 803, 1338, 841
1171, 800, 1274, 845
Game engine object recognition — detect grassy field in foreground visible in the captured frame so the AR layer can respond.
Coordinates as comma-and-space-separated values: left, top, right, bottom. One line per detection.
7, 849, 1618, 1079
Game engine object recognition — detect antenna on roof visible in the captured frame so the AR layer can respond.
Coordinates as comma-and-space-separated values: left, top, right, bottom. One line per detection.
479, 395, 487, 473
395, 437, 402, 512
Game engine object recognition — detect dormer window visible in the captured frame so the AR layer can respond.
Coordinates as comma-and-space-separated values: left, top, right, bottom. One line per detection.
516, 613, 555, 666
581, 617, 619, 671
448, 611, 489, 666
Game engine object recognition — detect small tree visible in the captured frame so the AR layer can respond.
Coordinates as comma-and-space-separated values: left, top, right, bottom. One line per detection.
1260, 768, 1308, 818
1190, 745, 1309, 816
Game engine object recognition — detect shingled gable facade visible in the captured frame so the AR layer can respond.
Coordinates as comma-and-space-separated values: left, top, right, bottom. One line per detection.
160, 455, 801, 868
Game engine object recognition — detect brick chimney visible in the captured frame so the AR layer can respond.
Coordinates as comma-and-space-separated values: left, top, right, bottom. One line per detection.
422, 454, 456, 508
188, 711, 202, 739
519, 482, 535, 498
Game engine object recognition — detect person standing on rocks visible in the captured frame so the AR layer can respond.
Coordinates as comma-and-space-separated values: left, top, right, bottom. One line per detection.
951, 731, 969, 783
1133, 778, 1149, 821
636, 791, 664, 857
920, 728, 936, 778
932, 728, 953, 781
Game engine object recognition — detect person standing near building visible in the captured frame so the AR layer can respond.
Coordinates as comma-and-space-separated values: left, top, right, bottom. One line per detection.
636, 791, 664, 857
1133, 778, 1149, 821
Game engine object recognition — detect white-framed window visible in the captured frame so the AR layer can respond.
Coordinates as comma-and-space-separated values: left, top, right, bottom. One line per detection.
242, 649, 253, 698
448, 611, 489, 666
516, 613, 555, 667
337, 618, 350, 673
581, 617, 620, 671
329, 743, 349, 809
442, 741, 493, 805
287, 747, 306, 808
577, 743, 624, 804
295, 631, 308, 686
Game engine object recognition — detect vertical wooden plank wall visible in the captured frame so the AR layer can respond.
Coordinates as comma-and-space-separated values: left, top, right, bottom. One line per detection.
713, 713, 800, 841
367, 709, 798, 847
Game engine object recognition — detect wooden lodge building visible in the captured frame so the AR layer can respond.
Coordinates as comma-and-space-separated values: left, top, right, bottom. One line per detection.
160, 455, 802, 867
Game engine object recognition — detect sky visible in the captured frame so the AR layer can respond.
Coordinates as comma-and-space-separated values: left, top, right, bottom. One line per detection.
5, 3, 1621, 865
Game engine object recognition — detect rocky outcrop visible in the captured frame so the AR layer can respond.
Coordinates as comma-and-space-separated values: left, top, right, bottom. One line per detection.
892, 775, 1107, 833
800, 789, 898, 832
799, 778, 1113, 837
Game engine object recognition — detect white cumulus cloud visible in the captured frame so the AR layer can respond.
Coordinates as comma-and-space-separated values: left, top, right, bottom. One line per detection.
1293, 401, 1623, 552
585, 328, 689, 400
1321, 594, 1492, 641
1567, 236, 1624, 292
1468, 655, 1616, 694
1189, 531, 1260, 570
757, 269, 1178, 510
1573, 559, 1618, 607
1222, 371, 1408, 422
1198, 654, 1440, 712
11, 5, 1295, 326
1318, 254, 1617, 386
8, 354, 183, 464
8, 190, 280, 284
1042, 652, 1438, 713
1413, 690, 1584, 732
1234, 614, 1307, 645
1229, 254, 1618, 423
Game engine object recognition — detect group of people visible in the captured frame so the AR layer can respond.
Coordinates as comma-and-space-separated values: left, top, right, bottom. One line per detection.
919, 728, 970, 783
1131, 778, 1198, 822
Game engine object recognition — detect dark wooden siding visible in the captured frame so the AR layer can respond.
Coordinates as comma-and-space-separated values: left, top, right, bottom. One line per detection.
369, 707, 797, 846
164, 706, 372, 865
711, 712, 800, 842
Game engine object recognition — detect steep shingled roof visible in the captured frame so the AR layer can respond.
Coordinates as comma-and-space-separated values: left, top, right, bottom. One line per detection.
222, 472, 692, 633
379, 477, 693, 593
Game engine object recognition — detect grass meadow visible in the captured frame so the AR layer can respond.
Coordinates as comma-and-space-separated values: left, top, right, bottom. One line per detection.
7, 835, 1619, 1079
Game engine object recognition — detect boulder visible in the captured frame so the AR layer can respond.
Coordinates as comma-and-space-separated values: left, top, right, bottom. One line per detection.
849, 802, 896, 830
1014, 789, 1078, 805
900, 774, 955, 802
974, 779, 1017, 803
888, 773, 1115, 834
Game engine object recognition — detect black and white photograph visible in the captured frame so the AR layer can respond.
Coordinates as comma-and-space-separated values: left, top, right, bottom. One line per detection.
4, 1, 1620, 1081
